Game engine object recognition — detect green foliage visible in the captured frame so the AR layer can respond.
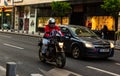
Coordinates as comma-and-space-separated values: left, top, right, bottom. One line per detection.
115, 30, 120, 39
101, 0, 120, 31
101, 0, 120, 16
50, 1, 72, 17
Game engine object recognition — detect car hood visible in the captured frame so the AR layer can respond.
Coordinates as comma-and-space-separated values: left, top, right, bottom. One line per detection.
78, 36, 110, 45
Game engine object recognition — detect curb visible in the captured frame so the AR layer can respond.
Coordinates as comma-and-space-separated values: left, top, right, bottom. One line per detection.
0, 31, 43, 38
114, 45, 120, 50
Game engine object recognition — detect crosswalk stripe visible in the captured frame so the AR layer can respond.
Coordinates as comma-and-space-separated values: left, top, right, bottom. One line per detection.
39, 68, 82, 76
31, 74, 43, 76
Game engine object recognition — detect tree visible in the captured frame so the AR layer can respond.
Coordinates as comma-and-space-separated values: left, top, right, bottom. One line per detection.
101, 0, 120, 31
50, 1, 72, 24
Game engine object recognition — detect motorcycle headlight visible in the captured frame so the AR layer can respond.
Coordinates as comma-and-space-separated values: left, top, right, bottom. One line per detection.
110, 42, 114, 48
58, 42, 64, 48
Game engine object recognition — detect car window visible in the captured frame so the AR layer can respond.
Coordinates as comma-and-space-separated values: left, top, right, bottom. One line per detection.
61, 27, 70, 36
70, 26, 97, 37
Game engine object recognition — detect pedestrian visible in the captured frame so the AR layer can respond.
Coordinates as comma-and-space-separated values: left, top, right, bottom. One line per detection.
87, 21, 92, 29
101, 25, 108, 39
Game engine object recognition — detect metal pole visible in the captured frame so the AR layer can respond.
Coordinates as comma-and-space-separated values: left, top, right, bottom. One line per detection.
6, 62, 16, 76
11, 0, 14, 32
1, 9, 4, 31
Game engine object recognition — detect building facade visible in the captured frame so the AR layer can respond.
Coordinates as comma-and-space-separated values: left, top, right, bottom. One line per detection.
1, 0, 120, 37
14, 0, 69, 33
0, 0, 13, 29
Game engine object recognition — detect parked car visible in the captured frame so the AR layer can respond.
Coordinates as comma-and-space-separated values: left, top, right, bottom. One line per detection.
2, 23, 10, 29
60, 25, 114, 59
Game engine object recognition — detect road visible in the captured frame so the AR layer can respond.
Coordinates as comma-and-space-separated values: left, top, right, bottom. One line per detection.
0, 32, 120, 76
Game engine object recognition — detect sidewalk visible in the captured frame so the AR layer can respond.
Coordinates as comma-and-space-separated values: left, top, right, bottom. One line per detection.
0, 29, 44, 37
0, 29, 120, 50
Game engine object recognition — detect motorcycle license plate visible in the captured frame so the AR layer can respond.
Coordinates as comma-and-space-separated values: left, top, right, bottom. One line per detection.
100, 49, 109, 52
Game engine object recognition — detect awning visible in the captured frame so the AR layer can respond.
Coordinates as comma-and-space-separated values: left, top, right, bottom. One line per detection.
0, 6, 13, 12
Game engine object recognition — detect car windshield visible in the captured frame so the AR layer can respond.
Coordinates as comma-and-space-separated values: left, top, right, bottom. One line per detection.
70, 26, 97, 37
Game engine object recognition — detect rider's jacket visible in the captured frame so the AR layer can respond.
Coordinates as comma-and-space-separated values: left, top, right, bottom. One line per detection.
43, 25, 62, 39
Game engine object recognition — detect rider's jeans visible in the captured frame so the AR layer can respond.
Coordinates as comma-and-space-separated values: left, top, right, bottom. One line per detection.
41, 38, 50, 54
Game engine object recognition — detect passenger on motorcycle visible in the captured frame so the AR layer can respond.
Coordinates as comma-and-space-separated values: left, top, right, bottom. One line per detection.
41, 17, 63, 56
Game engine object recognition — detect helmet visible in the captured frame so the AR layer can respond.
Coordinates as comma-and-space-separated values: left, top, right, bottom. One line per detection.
48, 18, 56, 27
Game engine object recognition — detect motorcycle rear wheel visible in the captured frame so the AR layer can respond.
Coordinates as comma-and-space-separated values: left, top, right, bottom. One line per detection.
56, 52, 66, 68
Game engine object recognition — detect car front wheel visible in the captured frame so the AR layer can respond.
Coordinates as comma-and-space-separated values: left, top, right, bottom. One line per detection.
72, 46, 80, 59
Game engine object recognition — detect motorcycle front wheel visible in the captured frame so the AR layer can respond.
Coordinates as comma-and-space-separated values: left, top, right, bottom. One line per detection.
56, 52, 66, 68
39, 47, 46, 62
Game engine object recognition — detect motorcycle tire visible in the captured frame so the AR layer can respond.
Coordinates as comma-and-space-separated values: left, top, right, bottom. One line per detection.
56, 52, 66, 68
38, 47, 46, 62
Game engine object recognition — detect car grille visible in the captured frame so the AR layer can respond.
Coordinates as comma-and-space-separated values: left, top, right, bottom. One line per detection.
94, 44, 110, 48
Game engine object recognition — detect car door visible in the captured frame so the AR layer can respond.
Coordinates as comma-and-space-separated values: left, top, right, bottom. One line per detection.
60, 27, 72, 53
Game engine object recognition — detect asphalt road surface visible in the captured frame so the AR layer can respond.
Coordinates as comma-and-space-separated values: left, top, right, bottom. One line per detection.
0, 32, 120, 76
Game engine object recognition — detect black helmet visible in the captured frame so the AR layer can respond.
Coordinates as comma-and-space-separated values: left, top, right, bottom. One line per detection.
48, 18, 56, 27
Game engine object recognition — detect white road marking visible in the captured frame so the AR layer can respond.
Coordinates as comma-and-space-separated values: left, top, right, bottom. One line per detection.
3, 43, 24, 50
31, 74, 43, 76
39, 68, 82, 76
116, 63, 120, 66
0, 65, 6, 71
87, 66, 120, 76
0, 35, 11, 38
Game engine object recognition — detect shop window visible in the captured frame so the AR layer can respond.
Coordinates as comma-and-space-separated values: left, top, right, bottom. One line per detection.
37, 17, 69, 28
62, 17, 69, 25
38, 17, 50, 28
86, 16, 115, 31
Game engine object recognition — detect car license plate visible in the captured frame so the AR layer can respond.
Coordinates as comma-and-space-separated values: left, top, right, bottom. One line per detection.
100, 49, 109, 52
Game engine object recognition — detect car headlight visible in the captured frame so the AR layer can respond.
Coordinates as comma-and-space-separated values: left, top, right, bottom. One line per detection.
110, 42, 114, 48
85, 42, 95, 48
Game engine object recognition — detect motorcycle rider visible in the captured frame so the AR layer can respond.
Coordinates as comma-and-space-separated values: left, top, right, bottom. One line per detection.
41, 17, 63, 56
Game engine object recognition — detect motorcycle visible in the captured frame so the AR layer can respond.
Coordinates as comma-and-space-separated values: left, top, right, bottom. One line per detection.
38, 30, 66, 68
